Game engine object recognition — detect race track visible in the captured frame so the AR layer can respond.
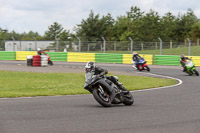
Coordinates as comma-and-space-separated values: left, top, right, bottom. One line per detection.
0, 61, 200, 133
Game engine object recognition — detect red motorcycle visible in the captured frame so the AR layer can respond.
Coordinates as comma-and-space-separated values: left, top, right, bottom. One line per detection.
136, 57, 150, 71
46, 54, 53, 66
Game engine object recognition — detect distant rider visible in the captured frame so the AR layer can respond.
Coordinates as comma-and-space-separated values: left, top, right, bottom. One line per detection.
180, 54, 191, 72
37, 48, 42, 55
132, 51, 141, 69
37, 48, 48, 55
85, 62, 128, 94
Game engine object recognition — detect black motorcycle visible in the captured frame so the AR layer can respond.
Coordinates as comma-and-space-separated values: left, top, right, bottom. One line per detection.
84, 72, 134, 107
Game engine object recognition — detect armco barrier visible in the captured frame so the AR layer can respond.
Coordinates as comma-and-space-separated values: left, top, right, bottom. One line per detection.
67, 53, 95, 62
2, 51, 199, 67
16, 51, 37, 60
0, 51, 16, 60
95, 53, 123, 64
123, 54, 153, 65
154, 55, 180, 66
46, 52, 67, 61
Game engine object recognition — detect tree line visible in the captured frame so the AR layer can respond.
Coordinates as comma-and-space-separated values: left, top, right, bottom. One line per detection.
0, 6, 200, 44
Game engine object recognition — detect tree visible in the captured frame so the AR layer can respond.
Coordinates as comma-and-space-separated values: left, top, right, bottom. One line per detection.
20, 31, 41, 40
190, 22, 200, 41
76, 10, 106, 41
175, 9, 198, 41
138, 9, 161, 41
44, 22, 64, 40
113, 6, 144, 41
126, 6, 144, 21
112, 16, 130, 41
101, 13, 115, 41
59, 30, 70, 40
160, 12, 177, 41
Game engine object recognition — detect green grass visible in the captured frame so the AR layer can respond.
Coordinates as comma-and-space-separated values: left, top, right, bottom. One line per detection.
137, 46, 200, 56
0, 71, 177, 98
81, 46, 200, 56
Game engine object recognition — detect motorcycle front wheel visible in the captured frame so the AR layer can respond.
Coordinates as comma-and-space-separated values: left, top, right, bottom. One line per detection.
145, 66, 150, 71
92, 86, 111, 107
123, 92, 134, 106
194, 69, 199, 76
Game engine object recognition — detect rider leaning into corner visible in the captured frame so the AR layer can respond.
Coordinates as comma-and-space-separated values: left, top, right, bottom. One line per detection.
180, 54, 191, 72
132, 51, 141, 69
85, 62, 129, 94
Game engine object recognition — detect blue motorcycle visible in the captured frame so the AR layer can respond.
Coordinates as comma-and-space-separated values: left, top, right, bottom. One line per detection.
136, 57, 150, 71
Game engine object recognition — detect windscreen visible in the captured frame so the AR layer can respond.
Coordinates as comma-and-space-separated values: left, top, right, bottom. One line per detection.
85, 72, 95, 83
185, 60, 193, 67
84, 72, 95, 88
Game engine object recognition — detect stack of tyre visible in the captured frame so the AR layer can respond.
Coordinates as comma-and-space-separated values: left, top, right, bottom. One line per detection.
41, 55, 48, 67
27, 55, 33, 66
32, 55, 41, 66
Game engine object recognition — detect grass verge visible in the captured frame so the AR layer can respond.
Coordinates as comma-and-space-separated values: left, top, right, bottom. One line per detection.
0, 71, 177, 98
84, 46, 200, 56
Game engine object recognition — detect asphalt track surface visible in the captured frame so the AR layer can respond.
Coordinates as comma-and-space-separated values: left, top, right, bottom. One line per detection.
0, 61, 200, 133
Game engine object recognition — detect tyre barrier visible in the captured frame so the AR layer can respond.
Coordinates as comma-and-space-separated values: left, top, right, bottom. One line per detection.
41, 55, 48, 67
32, 55, 41, 66
27, 55, 33, 66
28, 55, 49, 67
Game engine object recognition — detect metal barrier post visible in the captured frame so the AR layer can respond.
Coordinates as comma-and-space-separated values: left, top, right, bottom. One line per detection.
187, 38, 191, 56
129, 37, 133, 54
55, 35, 59, 51
102, 37, 106, 53
77, 37, 81, 52
11, 36, 15, 51
158, 37, 162, 55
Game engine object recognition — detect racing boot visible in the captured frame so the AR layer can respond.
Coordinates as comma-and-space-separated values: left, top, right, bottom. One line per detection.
116, 82, 129, 95
132, 65, 137, 69
183, 67, 186, 72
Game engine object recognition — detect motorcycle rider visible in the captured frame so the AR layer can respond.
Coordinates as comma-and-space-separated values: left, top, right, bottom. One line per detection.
85, 62, 129, 94
37, 48, 47, 55
180, 54, 191, 72
37, 48, 42, 55
132, 51, 141, 69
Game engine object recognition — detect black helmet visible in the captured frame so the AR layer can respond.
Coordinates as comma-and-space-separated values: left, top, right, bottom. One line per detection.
85, 62, 95, 72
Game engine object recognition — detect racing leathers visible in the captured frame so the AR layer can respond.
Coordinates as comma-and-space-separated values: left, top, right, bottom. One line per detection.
132, 54, 141, 69
91, 67, 128, 93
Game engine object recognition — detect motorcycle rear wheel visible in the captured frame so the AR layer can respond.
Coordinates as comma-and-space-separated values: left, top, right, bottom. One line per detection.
92, 87, 111, 107
48, 60, 53, 66
123, 92, 134, 106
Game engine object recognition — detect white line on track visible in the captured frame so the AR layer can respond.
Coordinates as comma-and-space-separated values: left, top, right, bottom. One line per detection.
132, 72, 183, 93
